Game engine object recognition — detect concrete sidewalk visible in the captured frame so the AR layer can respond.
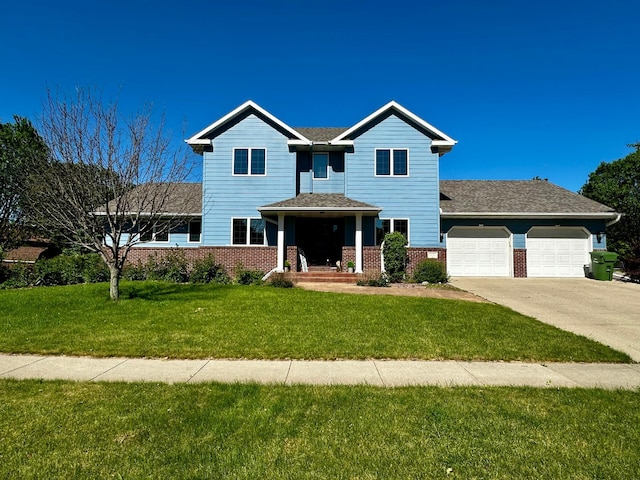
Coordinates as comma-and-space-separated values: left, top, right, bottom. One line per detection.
1, 354, 639, 389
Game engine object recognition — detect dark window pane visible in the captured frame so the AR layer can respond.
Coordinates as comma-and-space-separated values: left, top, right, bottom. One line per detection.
376, 150, 390, 175
393, 150, 407, 175
234, 149, 249, 175
376, 218, 391, 245
140, 223, 152, 242
232, 218, 247, 245
155, 224, 169, 242
251, 149, 265, 175
313, 153, 328, 179
189, 220, 201, 242
249, 219, 265, 245
394, 219, 408, 240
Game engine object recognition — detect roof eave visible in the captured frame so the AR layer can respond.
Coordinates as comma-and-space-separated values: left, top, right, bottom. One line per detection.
186, 100, 311, 148
440, 212, 619, 219
258, 206, 381, 215
332, 101, 458, 145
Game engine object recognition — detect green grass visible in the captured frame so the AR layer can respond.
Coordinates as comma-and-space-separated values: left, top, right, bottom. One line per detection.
1, 379, 638, 479
0, 281, 631, 362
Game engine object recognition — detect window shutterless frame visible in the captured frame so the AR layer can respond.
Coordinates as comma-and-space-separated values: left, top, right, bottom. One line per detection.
231, 217, 266, 245
374, 148, 409, 176
232, 148, 267, 176
312, 152, 329, 180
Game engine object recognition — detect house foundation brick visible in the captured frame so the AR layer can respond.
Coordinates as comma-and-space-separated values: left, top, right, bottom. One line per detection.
126, 246, 277, 277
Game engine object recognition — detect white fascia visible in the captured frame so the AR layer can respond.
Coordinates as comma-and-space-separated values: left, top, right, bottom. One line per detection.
441, 212, 620, 219
186, 100, 311, 145
332, 100, 457, 146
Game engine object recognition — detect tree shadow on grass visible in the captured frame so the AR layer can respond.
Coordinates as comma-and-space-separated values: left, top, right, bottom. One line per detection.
121, 282, 233, 302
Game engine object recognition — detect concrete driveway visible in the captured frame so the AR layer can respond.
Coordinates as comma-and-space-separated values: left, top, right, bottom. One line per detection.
450, 277, 640, 361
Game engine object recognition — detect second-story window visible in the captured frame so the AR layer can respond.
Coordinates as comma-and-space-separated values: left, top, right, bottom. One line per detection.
233, 148, 266, 175
313, 153, 328, 179
375, 149, 408, 176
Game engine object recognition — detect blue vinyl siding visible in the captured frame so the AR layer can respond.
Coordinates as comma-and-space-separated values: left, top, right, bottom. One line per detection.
345, 114, 441, 247
297, 151, 344, 194
202, 114, 296, 246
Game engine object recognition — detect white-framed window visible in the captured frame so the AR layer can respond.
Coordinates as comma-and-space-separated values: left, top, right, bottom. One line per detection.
139, 222, 170, 243
233, 148, 266, 176
376, 218, 409, 245
313, 152, 329, 179
375, 148, 409, 176
188, 220, 202, 243
232, 217, 266, 245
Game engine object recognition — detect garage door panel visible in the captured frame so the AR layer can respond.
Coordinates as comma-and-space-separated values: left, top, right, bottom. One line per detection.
527, 228, 589, 278
447, 227, 511, 277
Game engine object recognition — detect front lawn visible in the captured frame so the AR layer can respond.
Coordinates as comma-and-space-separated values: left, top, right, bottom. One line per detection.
1, 380, 638, 479
0, 281, 631, 362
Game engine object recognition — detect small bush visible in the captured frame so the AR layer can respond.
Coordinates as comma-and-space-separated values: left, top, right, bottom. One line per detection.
139, 250, 190, 283
356, 272, 389, 287
122, 261, 147, 281
235, 263, 264, 285
190, 254, 230, 284
412, 259, 448, 284
269, 272, 294, 288
0, 263, 34, 289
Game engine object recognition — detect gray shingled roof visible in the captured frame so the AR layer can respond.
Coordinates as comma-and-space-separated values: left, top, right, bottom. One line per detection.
440, 180, 615, 215
295, 128, 347, 142
260, 194, 380, 211
101, 182, 202, 215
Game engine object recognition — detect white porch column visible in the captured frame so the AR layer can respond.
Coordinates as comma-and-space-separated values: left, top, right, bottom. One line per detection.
355, 214, 363, 273
277, 214, 285, 272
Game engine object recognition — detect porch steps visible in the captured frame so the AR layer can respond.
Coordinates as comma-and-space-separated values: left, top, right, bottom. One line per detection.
289, 271, 358, 284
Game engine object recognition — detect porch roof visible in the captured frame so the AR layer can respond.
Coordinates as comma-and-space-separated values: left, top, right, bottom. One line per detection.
258, 194, 381, 215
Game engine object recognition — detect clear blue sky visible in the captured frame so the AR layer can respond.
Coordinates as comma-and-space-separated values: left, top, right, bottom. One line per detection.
2, 0, 639, 192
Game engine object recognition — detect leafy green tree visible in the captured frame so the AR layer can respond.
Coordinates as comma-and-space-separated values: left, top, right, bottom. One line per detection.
0, 116, 49, 249
580, 144, 640, 261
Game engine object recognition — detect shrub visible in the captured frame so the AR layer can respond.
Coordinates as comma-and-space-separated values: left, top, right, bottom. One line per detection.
0, 263, 34, 289
412, 259, 448, 284
382, 231, 408, 282
356, 272, 389, 287
190, 254, 230, 284
139, 250, 190, 283
235, 263, 264, 285
122, 261, 147, 281
623, 243, 640, 282
269, 272, 294, 288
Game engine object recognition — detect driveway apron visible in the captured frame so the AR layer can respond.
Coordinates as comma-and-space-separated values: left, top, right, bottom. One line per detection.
451, 277, 640, 361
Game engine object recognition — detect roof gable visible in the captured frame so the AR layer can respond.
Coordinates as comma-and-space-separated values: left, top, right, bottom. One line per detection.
332, 101, 457, 152
186, 101, 310, 152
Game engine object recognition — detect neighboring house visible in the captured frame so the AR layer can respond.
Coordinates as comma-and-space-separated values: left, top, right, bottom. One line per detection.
127, 100, 619, 278
1, 239, 60, 265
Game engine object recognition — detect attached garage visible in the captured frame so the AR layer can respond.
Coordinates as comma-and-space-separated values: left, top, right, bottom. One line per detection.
447, 227, 512, 277
526, 227, 590, 277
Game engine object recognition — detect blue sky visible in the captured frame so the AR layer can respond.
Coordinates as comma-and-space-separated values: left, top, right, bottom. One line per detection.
2, 0, 639, 192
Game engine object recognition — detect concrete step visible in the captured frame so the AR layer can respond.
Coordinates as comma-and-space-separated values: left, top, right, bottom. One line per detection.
289, 272, 358, 284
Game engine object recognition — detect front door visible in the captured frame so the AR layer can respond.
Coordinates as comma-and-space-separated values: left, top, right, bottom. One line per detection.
296, 217, 344, 266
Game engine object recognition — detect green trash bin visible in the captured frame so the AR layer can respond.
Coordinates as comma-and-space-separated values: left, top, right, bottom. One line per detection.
590, 252, 618, 281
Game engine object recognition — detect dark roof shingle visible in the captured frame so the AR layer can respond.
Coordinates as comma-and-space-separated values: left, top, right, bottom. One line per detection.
440, 180, 615, 214
295, 127, 347, 142
260, 193, 379, 211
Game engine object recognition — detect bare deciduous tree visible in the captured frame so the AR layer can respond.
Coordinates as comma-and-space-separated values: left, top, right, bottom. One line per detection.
28, 88, 197, 300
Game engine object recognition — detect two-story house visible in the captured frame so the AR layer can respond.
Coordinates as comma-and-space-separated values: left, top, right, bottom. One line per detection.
128, 100, 618, 278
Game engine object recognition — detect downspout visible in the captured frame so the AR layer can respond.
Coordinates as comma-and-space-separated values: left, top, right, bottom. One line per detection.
606, 213, 622, 227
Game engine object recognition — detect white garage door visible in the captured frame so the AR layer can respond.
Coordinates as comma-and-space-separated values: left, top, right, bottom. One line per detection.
447, 227, 512, 277
527, 227, 590, 277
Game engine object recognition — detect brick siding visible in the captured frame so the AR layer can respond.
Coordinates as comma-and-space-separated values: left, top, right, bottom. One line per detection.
513, 248, 527, 277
